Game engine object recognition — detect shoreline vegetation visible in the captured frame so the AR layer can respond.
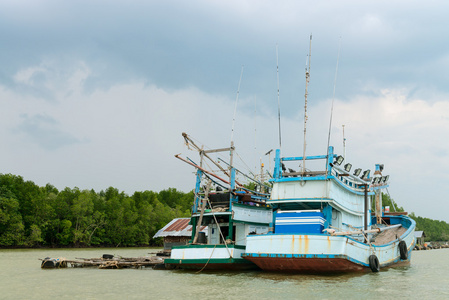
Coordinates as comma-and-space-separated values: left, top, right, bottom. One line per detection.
1, 173, 448, 248
0, 174, 191, 248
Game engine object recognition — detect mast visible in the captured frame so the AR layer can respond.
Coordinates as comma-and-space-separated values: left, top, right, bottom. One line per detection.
254, 95, 257, 176
374, 164, 383, 224
302, 34, 312, 175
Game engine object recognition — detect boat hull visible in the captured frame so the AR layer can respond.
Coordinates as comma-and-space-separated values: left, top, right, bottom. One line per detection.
165, 244, 258, 270
165, 258, 257, 270
243, 255, 367, 273
243, 216, 415, 273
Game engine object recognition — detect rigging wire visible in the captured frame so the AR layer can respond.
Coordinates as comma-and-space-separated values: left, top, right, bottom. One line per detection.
325, 36, 342, 174
276, 44, 282, 150
231, 66, 244, 144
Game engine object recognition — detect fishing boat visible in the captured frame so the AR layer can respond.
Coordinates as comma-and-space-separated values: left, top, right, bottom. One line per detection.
242, 35, 415, 273
164, 133, 272, 270
242, 149, 416, 273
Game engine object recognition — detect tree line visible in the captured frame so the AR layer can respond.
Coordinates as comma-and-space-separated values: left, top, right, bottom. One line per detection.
381, 193, 449, 242
0, 173, 193, 247
1, 173, 448, 247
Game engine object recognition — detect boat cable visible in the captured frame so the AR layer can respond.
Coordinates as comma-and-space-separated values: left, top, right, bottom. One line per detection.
325, 36, 342, 175
235, 150, 253, 176
385, 188, 397, 212
204, 194, 232, 258
196, 244, 217, 273
230, 66, 244, 144
191, 189, 231, 259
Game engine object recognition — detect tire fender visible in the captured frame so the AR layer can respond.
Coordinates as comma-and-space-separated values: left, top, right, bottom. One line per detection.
369, 254, 380, 272
399, 240, 408, 260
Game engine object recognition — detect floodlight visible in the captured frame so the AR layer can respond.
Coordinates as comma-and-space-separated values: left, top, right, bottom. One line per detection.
379, 164, 384, 172
353, 168, 362, 177
361, 170, 370, 180
344, 163, 352, 172
372, 177, 380, 184
334, 155, 344, 166
382, 175, 390, 183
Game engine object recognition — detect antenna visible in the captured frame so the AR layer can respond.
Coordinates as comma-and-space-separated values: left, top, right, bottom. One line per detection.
342, 124, 346, 160
254, 95, 257, 175
326, 36, 342, 173
302, 34, 312, 175
276, 44, 282, 150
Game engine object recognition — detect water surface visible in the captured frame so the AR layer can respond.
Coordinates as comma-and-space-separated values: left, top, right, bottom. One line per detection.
1, 248, 448, 299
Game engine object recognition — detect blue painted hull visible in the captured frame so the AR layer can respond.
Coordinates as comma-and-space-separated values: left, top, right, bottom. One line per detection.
243, 215, 415, 273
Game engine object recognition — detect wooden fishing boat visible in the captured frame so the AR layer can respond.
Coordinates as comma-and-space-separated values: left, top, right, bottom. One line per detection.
242, 148, 416, 273
164, 133, 272, 270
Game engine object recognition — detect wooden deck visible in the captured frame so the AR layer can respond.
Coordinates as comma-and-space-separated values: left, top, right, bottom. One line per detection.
372, 226, 407, 246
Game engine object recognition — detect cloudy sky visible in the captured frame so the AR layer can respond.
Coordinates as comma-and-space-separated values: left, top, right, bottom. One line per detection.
1, 1, 449, 221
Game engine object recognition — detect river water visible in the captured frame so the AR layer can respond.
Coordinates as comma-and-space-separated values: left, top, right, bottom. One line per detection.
1, 247, 448, 299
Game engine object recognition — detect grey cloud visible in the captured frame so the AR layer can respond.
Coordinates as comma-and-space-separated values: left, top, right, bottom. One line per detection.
15, 114, 81, 150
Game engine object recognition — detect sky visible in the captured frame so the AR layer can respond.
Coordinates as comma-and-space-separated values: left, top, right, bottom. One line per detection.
1, 0, 449, 222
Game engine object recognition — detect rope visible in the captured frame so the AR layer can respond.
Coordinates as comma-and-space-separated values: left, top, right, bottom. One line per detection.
196, 244, 217, 273
235, 151, 252, 175
205, 196, 231, 257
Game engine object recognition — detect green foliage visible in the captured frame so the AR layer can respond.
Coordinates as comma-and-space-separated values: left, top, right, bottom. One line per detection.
409, 212, 449, 242
0, 173, 194, 247
5, 170, 446, 247
0, 196, 25, 246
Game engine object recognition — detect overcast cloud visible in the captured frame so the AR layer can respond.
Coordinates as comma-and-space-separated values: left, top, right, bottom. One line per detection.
1, 0, 449, 222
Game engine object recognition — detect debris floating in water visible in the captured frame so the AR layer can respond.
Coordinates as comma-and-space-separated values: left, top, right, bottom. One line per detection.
40, 254, 165, 269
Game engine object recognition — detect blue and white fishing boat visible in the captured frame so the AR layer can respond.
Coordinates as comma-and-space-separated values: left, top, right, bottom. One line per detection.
164, 133, 272, 270
242, 147, 416, 273
243, 36, 415, 273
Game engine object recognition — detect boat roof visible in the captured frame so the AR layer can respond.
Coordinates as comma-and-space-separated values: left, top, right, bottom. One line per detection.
153, 218, 208, 238
414, 230, 426, 238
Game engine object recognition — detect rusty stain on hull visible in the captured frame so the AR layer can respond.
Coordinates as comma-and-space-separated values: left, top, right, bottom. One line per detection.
304, 235, 309, 254
244, 256, 366, 273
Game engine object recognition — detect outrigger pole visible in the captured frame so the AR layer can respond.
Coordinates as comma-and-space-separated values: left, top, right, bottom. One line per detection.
218, 157, 271, 191
174, 154, 239, 187
182, 132, 243, 185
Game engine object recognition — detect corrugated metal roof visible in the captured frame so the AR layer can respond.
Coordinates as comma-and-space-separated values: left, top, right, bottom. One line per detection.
153, 218, 208, 238
414, 231, 425, 238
